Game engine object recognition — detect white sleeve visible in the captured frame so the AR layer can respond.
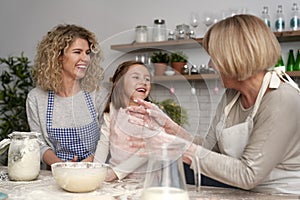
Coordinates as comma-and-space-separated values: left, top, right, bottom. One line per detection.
94, 113, 110, 163
112, 153, 148, 180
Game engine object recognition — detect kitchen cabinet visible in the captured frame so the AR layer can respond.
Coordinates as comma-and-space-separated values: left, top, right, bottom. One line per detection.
111, 30, 300, 81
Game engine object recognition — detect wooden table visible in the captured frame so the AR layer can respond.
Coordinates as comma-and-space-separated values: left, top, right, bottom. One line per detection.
0, 166, 298, 200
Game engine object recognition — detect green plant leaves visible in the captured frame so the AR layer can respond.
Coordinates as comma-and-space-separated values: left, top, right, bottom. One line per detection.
0, 53, 33, 141
150, 51, 170, 63
170, 51, 188, 63
153, 99, 188, 126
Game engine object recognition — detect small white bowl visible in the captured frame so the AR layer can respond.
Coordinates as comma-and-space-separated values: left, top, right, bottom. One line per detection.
51, 162, 108, 193
164, 70, 175, 76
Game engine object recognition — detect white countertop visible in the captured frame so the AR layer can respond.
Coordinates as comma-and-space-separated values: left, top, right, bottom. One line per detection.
0, 166, 298, 200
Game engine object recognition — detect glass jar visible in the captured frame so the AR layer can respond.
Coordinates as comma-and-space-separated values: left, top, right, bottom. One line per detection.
135, 25, 148, 43
175, 24, 190, 40
152, 19, 167, 42
141, 142, 191, 200
8, 132, 40, 181
168, 30, 175, 40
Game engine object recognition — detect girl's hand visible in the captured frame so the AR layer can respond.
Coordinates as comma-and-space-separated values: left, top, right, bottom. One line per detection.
81, 155, 94, 162
70, 156, 78, 162
105, 168, 118, 182
127, 99, 179, 135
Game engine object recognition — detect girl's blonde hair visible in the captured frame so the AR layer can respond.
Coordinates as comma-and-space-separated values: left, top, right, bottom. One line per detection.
33, 24, 104, 93
203, 14, 281, 81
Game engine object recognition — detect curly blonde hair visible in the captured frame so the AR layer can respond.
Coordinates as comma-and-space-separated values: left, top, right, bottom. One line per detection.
32, 24, 104, 93
203, 14, 281, 81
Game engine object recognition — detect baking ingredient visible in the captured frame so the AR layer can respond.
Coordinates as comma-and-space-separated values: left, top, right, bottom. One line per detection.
8, 132, 40, 181
51, 162, 107, 193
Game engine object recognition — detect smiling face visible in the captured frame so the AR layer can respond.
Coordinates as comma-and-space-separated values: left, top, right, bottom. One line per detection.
122, 64, 151, 106
61, 38, 91, 82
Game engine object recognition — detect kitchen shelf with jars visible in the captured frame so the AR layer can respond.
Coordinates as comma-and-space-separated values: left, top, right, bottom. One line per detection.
111, 30, 300, 51
152, 71, 300, 82
111, 30, 300, 81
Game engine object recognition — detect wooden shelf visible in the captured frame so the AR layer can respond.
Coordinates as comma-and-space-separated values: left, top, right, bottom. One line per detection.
151, 71, 300, 82
274, 30, 300, 42
111, 31, 300, 52
152, 74, 217, 82
111, 38, 203, 52
111, 30, 300, 81
287, 71, 300, 77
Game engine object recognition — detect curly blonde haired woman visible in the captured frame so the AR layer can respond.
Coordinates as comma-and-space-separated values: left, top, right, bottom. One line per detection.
26, 24, 109, 167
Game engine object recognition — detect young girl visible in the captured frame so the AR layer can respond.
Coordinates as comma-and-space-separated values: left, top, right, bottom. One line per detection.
94, 60, 152, 181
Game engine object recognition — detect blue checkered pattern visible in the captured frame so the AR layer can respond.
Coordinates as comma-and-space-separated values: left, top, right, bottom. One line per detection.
46, 91, 100, 161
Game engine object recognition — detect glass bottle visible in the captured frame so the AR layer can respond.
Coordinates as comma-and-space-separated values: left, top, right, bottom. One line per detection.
294, 49, 300, 71
275, 55, 285, 67
286, 49, 295, 71
135, 25, 148, 43
152, 19, 167, 42
8, 132, 40, 181
275, 5, 285, 32
261, 6, 271, 28
290, 3, 300, 31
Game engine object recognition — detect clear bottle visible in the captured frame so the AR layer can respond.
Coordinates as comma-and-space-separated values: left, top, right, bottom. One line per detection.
290, 3, 300, 31
286, 49, 295, 71
261, 6, 271, 28
275, 5, 285, 32
141, 142, 190, 200
294, 49, 300, 71
152, 19, 167, 42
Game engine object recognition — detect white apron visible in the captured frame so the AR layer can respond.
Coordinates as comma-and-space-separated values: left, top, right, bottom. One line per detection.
216, 67, 299, 158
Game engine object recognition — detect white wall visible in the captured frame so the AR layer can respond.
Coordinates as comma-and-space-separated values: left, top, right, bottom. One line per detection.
1, 0, 299, 60
1, 0, 299, 135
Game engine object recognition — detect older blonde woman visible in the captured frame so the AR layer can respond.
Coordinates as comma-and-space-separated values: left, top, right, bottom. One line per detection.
26, 24, 109, 167
127, 14, 300, 194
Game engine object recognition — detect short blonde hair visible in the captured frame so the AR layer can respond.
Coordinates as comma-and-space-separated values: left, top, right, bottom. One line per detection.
203, 14, 281, 81
33, 24, 104, 93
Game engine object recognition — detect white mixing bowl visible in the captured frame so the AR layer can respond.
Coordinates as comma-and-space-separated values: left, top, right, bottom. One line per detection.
51, 162, 108, 193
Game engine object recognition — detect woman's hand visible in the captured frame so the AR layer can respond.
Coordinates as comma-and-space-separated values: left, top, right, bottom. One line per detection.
127, 99, 180, 135
128, 130, 190, 157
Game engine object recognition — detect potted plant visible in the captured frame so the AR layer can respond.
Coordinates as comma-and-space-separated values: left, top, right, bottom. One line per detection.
0, 53, 33, 165
153, 99, 188, 126
170, 51, 188, 74
150, 51, 170, 76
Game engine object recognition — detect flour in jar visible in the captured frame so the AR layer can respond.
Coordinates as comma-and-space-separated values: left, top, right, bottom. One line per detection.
8, 132, 40, 181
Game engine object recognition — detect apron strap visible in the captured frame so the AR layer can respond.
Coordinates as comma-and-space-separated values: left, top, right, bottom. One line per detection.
271, 66, 300, 93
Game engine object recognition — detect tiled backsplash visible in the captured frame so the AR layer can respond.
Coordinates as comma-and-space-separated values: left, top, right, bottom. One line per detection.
150, 79, 224, 138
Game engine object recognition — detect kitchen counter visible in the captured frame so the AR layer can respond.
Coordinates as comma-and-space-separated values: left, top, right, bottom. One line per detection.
0, 166, 298, 200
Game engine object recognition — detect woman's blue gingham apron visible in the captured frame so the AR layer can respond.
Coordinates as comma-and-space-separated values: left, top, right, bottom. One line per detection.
46, 91, 100, 161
